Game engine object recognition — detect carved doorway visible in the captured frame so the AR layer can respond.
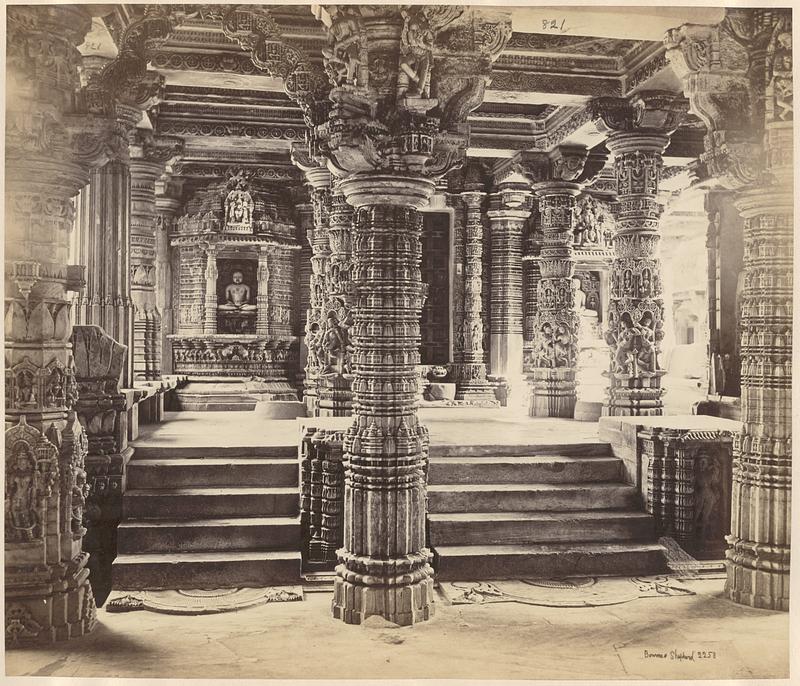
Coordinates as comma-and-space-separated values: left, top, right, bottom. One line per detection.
420, 212, 451, 365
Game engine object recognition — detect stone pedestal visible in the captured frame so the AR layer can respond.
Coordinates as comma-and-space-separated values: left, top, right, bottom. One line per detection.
639, 424, 734, 558
71, 325, 132, 606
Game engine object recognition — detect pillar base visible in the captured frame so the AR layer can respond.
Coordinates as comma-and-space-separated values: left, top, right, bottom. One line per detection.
5, 559, 97, 645
331, 551, 435, 626
528, 368, 577, 418
724, 537, 790, 612
603, 372, 665, 417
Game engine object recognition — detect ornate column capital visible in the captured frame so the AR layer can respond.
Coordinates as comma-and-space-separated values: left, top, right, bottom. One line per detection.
315, 6, 511, 184
592, 91, 688, 155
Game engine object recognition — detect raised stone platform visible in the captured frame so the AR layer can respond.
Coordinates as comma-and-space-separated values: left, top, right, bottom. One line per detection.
175, 378, 301, 412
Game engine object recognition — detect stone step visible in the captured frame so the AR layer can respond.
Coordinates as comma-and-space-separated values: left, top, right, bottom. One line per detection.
433, 542, 667, 581
133, 445, 297, 459
127, 458, 298, 489
123, 487, 299, 519
112, 550, 302, 590
427, 483, 639, 513
429, 443, 610, 458
118, 516, 301, 554
428, 455, 621, 485
428, 510, 655, 546
176, 401, 256, 412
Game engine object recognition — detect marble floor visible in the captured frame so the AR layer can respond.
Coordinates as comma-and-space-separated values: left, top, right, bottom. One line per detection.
5, 578, 789, 680
137, 405, 602, 450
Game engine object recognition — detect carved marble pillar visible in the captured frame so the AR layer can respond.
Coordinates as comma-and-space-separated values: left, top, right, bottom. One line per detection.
73, 161, 135, 386
155, 188, 182, 375
486, 185, 533, 393
528, 186, 581, 416
455, 191, 495, 401
202, 246, 219, 336
256, 247, 271, 337
4, 4, 123, 643
128, 131, 182, 381
666, 9, 793, 609
296, 200, 314, 391
318, 188, 356, 416
592, 93, 686, 416
313, 5, 512, 626
296, 166, 332, 417
335, 176, 435, 626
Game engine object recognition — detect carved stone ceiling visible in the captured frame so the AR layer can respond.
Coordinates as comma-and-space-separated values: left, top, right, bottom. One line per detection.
95, 5, 702, 184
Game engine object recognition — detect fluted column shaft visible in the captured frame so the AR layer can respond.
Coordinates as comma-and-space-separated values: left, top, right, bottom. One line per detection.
528, 183, 581, 417
486, 188, 532, 389
454, 191, 495, 401
333, 175, 435, 627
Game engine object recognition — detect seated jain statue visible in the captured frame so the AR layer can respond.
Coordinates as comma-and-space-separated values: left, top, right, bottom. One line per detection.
218, 270, 257, 311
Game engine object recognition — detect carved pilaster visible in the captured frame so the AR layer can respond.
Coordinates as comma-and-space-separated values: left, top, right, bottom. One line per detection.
592, 92, 687, 416
293, 159, 333, 417
128, 131, 183, 381
71, 325, 131, 607
255, 247, 272, 337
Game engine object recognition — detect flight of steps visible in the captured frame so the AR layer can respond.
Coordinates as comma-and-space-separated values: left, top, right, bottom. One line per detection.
427, 443, 667, 580
112, 444, 302, 590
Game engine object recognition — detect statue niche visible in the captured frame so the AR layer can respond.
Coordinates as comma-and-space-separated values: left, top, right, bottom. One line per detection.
216, 260, 258, 334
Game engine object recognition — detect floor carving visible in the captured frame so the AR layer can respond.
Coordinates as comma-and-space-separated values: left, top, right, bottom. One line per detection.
106, 587, 303, 615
